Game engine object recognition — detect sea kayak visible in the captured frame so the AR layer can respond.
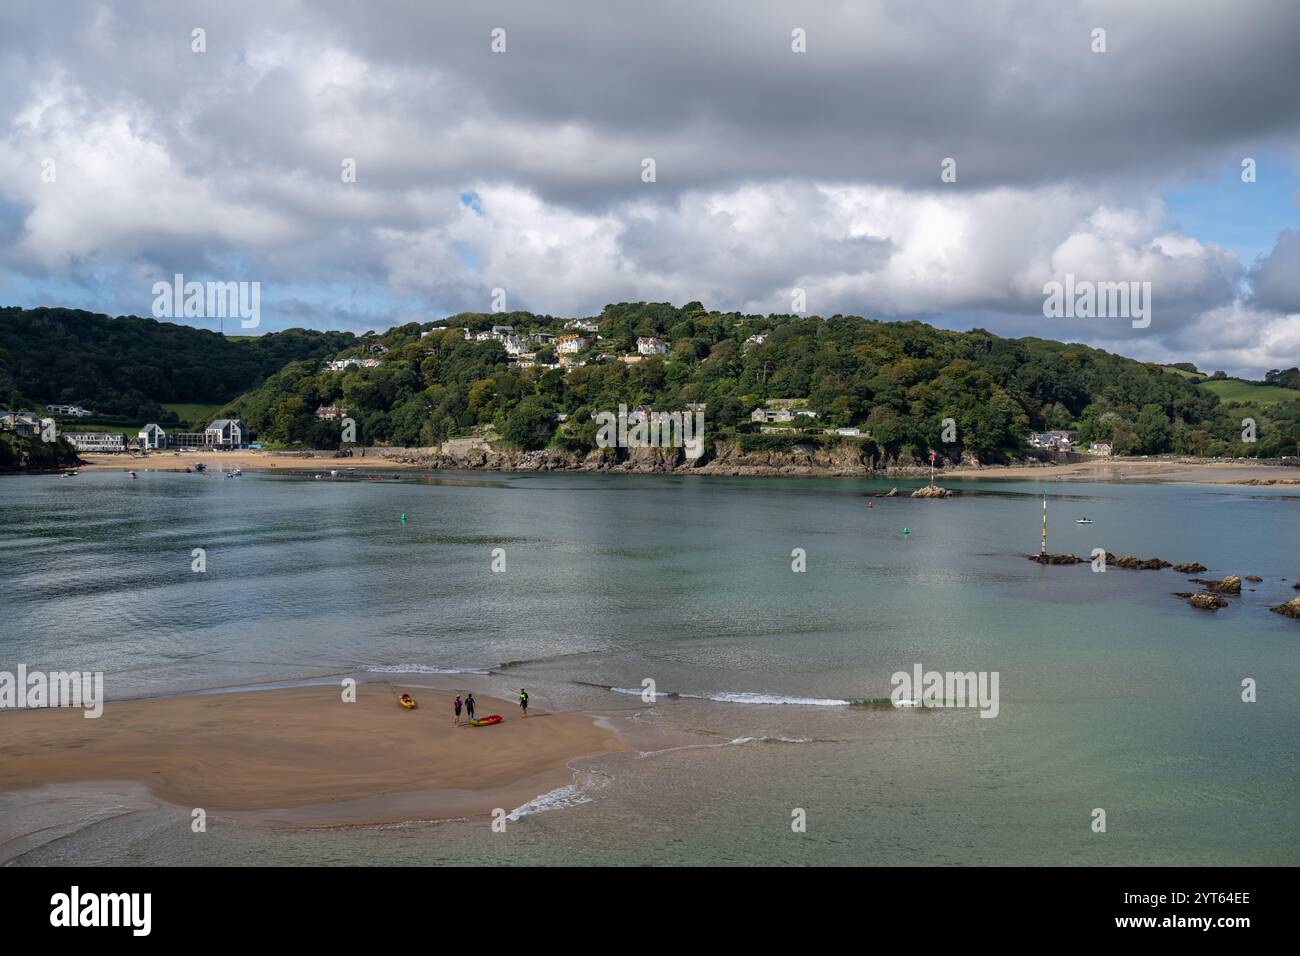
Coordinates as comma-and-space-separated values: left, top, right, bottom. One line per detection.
399, 694, 417, 709
469, 715, 503, 726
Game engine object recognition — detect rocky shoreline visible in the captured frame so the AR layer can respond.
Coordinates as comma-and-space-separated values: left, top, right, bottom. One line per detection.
355, 440, 957, 479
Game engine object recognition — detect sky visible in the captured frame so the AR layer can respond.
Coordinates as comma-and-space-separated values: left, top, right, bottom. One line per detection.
1, 0, 1299, 376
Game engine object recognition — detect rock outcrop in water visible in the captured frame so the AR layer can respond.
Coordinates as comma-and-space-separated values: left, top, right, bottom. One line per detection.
911, 485, 952, 498
1245, 575, 1263, 582
1271, 597, 1300, 619
1028, 553, 1084, 565
1173, 562, 1207, 573
1190, 575, 1242, 594
1105, 552, 1173, 570
1188, 592, 1229, 611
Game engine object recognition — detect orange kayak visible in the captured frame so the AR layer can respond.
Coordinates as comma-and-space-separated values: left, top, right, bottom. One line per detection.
469, 714, 502, 726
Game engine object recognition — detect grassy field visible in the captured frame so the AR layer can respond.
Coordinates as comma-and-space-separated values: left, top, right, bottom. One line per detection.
1197, 379, 1300, 405
162, 402, 224, 424
1159, 366, 1299, 405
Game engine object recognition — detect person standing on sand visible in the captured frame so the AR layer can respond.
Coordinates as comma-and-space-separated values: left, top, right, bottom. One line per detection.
519, 689, 529, 718
453, 694, 462, 726
465, 693, 476, 722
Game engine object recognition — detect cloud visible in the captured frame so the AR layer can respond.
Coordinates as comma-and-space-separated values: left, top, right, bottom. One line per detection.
0, 0, 1297, 373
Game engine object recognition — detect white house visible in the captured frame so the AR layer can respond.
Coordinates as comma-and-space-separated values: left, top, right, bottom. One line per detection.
564, 319, 599, 332
138, 423, 167, 449
45, 404, 92, 417
835, 427, 861, 437
205, 419, 247, 447
556, 334, 590, 354
315, 406, 347, 421
325, 357, 362, 371
744, 334, 767, 347
503, 335, 529, 356
1088, 442, 1113, 457
637, 336, 669, 355
65, 432, 126, 453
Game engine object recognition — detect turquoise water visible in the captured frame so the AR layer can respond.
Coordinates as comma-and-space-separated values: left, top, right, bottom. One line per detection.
1, 469, 1297, 865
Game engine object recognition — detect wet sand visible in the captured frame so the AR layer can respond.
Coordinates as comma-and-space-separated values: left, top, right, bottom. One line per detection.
943, 458, 1300, 485
0, 684, 627, 826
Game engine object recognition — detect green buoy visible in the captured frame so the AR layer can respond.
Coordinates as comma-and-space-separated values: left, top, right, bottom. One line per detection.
902, 527, 910, 535
400, 513, 407, 524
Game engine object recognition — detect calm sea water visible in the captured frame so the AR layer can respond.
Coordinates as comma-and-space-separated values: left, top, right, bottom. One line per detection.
1, 468, 1297, 865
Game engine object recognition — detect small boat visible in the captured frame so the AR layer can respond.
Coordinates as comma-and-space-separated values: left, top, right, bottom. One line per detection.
193, 462, 206, 472
61, 470, 79, 478
1075, 517, 1093, 524
128, 471, 138, 479
399, 694, 417, 710
469, 714, 503, 726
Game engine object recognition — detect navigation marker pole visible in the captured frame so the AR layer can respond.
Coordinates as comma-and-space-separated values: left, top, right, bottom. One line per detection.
1041, 489, 1047, 556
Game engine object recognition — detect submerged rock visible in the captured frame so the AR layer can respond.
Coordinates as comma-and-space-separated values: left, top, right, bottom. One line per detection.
1106, 552, 1173, 570
1245, 575, 1263, 582
882, 487, 899, 497
1190, 575, 1242, 595
1173, 562, 1208, 573
1029, 553, 1084, 565
1189, 592, 1229, 611
1271, 597, 1300, 620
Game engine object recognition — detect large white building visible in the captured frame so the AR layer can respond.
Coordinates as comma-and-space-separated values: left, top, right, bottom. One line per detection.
65, 432, 126, 453
637, 337, 669, 355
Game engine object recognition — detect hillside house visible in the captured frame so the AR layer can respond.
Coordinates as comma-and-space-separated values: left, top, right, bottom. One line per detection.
556, 334, 590, 354
637, 337, 669, 355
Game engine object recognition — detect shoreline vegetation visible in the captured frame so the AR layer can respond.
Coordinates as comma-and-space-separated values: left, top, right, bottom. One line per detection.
69, 448, 1300, 486
0, 683, 627, 829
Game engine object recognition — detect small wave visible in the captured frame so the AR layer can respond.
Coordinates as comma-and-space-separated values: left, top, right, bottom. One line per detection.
609, 686, 672, 699
506, 784, 593, 821
682, 691, 852, 707
365, 664, 491, 676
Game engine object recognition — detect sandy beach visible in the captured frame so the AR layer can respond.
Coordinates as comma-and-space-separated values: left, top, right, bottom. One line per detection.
74, 448, 1300, 485
0, 683, 627, 826
943, 458, 1300, 485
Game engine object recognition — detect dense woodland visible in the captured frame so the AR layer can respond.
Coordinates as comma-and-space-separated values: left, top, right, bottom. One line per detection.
216, 302, 1300, 462
0, 307, 354, 423
3, 303, 1297, 462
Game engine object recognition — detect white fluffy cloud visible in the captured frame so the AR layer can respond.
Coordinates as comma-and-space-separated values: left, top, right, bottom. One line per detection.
0, 0, 1298, 374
